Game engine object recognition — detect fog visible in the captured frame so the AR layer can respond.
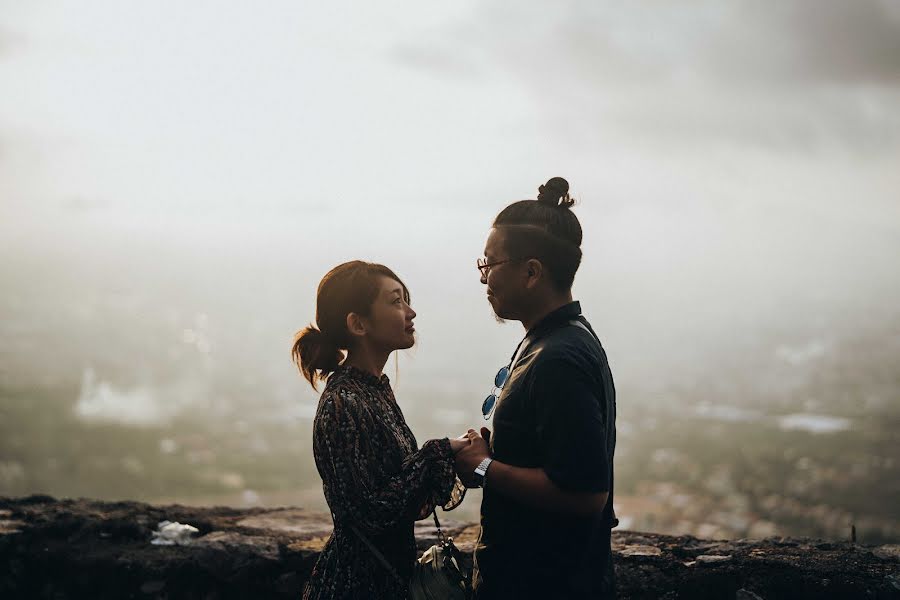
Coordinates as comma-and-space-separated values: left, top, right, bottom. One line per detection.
1, 0, 898, 542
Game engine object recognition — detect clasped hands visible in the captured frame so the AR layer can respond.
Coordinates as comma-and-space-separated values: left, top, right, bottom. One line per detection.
449, 427, 492, 488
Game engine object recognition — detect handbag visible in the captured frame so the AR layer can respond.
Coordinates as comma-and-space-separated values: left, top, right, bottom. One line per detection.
350, 511, 470, 600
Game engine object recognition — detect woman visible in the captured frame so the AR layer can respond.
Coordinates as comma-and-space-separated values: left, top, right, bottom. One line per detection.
292, 260, 468, 599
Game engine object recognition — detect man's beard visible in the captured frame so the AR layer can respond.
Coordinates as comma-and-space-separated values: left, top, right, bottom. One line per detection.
488, 298, 506, 324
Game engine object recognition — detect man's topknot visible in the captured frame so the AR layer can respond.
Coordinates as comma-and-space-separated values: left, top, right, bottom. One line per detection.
536, 177, 575, 209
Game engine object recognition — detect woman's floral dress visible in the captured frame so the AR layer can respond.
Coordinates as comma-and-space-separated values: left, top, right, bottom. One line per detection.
302, 365, 465, 599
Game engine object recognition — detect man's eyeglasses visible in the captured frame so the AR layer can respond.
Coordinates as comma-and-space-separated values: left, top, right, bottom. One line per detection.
482, 364, 510, 420
477, 257, 515, 276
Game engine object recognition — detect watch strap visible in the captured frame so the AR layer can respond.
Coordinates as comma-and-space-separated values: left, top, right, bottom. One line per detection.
474, 457, 493, 487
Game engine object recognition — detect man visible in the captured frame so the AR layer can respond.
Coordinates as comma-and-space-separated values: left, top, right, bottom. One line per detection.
455, 177, 617, 599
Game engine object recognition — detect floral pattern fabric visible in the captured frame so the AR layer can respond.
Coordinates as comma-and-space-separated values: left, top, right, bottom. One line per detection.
303, 365, 465, 600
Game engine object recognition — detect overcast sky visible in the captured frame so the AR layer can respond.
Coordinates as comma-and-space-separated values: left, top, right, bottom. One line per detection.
2, 1, 899, 360
1, 0, 898, 224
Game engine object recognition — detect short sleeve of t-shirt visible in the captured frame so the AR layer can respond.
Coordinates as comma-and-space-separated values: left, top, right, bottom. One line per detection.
530, 358, 610, 493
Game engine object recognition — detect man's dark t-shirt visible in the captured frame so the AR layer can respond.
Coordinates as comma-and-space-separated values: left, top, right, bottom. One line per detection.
474, 301, 617, 599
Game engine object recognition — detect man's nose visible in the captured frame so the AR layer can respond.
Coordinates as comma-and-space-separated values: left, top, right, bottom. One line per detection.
480, 271, 488, 285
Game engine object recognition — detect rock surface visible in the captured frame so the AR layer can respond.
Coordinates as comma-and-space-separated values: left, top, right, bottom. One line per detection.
1, 495, 898, 599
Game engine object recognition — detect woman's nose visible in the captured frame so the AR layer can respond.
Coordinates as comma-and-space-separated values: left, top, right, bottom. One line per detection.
408, 306, 417, 320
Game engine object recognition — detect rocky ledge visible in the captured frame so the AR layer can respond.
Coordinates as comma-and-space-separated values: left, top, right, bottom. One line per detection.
1, 495, 898, 599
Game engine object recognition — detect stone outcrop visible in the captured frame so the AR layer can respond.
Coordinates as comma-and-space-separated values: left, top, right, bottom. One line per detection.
1, 495, 898, 599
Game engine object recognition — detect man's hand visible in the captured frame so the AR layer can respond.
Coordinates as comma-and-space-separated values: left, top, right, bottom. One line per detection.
480, 426, 491, 445
449, 433, 471, 454
454, 429, 491, 488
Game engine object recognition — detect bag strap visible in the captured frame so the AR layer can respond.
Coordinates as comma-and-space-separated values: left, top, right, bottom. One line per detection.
500, 334, 533, 382
430, 510, 472, 590
431, 510, 449, 547
568, 317, 596, 340
349, 508, 472, 591
347, 510, 455, 582
568, 319, 620, 530
347, 521, 406, 586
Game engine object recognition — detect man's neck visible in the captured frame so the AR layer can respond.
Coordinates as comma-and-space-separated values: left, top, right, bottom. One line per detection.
520, 293, 575, 332
343, 345, 390, 379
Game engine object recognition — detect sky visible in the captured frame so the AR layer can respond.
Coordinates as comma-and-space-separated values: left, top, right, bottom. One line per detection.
1, 0, 899, 381
1, 0, 898, 222
1, 1, 900, 525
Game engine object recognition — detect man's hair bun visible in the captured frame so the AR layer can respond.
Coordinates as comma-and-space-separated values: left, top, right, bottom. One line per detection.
537, 177, 574, 209
493, 177, 584, 290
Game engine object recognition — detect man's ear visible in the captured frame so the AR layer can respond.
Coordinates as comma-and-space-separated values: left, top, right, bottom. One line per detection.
346, 312, 367, 338
524, 259, 543, 289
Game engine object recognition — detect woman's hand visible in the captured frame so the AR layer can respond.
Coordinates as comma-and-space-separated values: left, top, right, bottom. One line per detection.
449, 433, 471, 454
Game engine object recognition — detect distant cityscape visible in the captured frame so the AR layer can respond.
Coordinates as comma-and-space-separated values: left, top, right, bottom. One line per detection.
1, 239, 898, 546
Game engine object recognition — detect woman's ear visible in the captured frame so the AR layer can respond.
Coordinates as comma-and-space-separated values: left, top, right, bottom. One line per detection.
346, 312, 367, 338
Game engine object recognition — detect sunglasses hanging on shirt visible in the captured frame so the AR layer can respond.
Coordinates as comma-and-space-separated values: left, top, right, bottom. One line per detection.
482, 365, 510, 420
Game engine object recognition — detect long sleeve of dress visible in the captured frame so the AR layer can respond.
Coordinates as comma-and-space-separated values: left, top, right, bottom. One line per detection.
313, 387, 457, 535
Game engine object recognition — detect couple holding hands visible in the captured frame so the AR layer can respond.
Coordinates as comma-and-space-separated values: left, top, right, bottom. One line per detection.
293, 178, 617, 599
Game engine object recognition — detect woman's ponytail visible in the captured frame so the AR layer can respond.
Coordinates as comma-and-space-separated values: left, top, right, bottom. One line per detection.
292, 325, 344, 390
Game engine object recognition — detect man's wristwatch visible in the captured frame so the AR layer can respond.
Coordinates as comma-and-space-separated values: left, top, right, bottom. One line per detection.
473, 457, 493, 488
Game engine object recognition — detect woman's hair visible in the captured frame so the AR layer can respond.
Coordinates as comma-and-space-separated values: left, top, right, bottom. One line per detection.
493, 176, 583, 290
292, 261, 410, 390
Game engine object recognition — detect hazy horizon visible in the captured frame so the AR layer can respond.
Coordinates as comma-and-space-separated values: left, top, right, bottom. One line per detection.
2, 1, 898, 542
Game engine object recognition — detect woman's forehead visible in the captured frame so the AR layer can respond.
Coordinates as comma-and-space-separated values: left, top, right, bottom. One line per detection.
377, 275, 404, 296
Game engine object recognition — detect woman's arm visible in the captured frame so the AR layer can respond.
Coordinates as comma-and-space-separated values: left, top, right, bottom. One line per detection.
314, 391, 457, 535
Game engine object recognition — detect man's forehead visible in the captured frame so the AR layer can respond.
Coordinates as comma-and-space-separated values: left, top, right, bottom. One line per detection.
484, 228, 503, 255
